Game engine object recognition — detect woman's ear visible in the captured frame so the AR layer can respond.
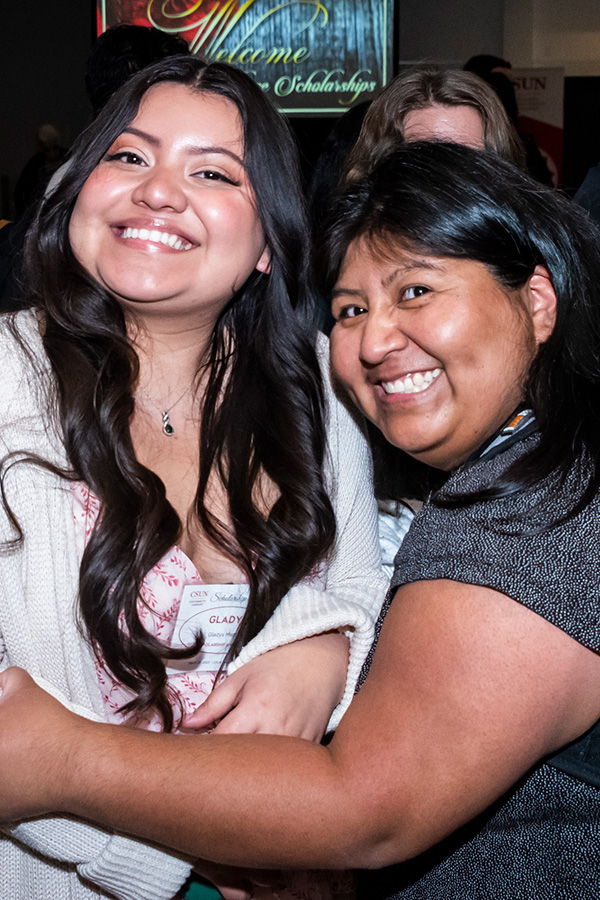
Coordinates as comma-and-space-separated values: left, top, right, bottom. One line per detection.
526, 265, 557, 345
256, 245, 271, 274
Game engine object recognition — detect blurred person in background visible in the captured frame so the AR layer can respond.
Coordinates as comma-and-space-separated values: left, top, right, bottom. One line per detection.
344, 64, 525, 184
464, 54, 554, 185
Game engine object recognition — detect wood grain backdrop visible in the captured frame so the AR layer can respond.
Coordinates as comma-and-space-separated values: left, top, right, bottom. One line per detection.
98, 0, 393, 114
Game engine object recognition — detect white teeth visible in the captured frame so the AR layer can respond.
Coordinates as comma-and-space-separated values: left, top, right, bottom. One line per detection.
382, 368, 442, 395
120, 227, 193, 250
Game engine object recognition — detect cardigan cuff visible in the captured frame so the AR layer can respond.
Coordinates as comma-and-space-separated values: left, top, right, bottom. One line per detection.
78, 834, 192, 900
228, 583, 379, 732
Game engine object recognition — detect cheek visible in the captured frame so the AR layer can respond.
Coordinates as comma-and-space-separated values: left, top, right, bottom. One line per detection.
486, 304, 538, 377
68, 205, 90, 272
239, 212, 268, 267
68, 176, 104, 257
205, 194, 250, 227
68, 171, 123, 273
436, 303, 512, 371
68, 199, 102, 280
69, 167, 126, 233
204, 196, 264, 257
330, 329, 361, 393
329, 329, 346, 380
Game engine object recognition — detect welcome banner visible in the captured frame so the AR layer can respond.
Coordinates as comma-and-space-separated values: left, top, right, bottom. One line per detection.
97, 1, 393, 114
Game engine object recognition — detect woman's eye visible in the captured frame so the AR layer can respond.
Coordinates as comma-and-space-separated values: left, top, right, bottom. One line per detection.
337, 304, 367, 321
105, 151, 146, 166
402, 285, 429, 301
194, 169, 235, 185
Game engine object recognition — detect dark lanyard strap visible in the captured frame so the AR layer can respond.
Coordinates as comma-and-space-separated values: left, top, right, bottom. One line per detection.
466, 406, 537, 465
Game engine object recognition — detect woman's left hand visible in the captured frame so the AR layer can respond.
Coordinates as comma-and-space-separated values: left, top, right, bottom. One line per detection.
183, 631, 349, 742
0, 667, 82, 820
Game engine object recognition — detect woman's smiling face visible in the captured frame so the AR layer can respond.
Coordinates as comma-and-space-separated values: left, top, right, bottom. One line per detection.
330, 240, 547, 470
68, 82, 270, 324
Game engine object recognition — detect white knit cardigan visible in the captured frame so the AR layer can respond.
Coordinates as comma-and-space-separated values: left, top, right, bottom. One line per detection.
0, 311, 387, 900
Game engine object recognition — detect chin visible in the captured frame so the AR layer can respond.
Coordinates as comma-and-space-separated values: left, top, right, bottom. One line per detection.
385, 436, 451, 470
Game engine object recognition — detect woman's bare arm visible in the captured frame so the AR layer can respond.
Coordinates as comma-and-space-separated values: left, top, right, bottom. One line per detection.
1, 580, 600, 870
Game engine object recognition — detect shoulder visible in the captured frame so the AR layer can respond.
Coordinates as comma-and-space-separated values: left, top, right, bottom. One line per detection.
0, 311, 61, 456
0, 309, 47, 386
394, 438, 600, 652
0, 310, 48, 406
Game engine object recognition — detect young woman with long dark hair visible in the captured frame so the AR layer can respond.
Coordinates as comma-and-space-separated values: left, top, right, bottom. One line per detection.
1, 143, 600, 899
0, 56, 385, 900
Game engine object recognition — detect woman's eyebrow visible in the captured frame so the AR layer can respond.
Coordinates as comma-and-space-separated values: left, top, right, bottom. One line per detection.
187, 145, 245, 166
380, 259, 447, 288
121, 127, 245, 166
122, 126, 160, 146
331, 286, 365, 299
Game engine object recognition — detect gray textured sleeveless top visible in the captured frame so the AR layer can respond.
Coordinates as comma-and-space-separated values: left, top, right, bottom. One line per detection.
358, 436, 600, 900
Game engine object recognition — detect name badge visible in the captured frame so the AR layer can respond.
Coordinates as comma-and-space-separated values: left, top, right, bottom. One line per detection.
166, 583, 249, 674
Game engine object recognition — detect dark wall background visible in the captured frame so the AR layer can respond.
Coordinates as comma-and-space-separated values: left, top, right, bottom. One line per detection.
0, 2, 598, 220
0, 2, 95, 219
564, 77, 600, 195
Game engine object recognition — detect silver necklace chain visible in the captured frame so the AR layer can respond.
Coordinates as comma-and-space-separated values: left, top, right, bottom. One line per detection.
139, 385, 191, 437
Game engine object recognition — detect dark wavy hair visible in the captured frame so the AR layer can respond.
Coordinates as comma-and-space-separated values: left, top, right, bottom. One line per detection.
324, 141, 600, 511
17, 56, 335, 730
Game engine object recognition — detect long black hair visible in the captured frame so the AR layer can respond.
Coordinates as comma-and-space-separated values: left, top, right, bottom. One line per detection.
323, 141, 600, 510
16, 56, 335, 730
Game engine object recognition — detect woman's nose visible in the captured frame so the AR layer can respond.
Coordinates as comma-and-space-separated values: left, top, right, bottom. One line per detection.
359, 309, 409, 365
132, 166, 187, 213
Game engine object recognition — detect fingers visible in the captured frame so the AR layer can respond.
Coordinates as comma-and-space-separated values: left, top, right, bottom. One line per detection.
183, 676, 242, 729
216, 885, 254, 900
211, 684, 273, 735
211, 707, 261, 735
0, 666, 32, 698
192, 861, 256, 900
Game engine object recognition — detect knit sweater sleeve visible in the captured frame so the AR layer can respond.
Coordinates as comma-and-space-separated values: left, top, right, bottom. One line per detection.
228, 336, 388, 731
0, 315, 194, 900
3, 818, 192, 900
0, 677, 193, 900
0, 529, 192, 900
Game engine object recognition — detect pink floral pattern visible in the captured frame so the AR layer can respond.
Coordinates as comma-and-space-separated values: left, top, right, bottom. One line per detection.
71, 483, 225, 732
72, 487, 350, 898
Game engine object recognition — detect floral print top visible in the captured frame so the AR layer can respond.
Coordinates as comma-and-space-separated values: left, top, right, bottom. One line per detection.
70, 481, 227, 732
